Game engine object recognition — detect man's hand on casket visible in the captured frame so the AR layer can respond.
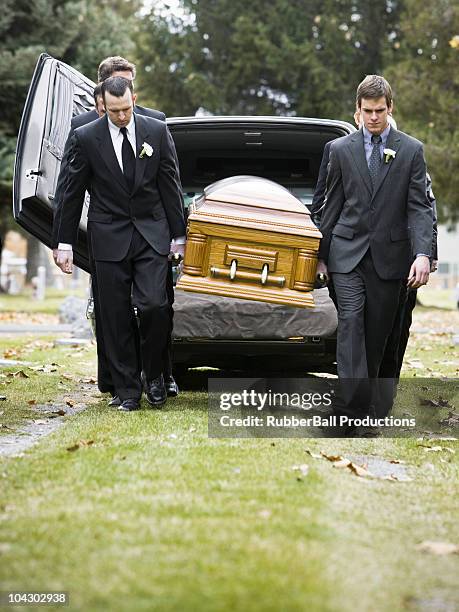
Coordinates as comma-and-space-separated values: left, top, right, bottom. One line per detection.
170, 237, 185, 261
55, 245, 74, 275
316, 260, 329, 284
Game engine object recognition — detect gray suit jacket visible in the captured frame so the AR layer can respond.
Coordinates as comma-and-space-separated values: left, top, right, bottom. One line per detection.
318, 127, 433, 280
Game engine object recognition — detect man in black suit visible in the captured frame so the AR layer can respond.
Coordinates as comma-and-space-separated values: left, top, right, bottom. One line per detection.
317, 75, 433, 383
55, 77, 186, 411
52, 56, 181, 404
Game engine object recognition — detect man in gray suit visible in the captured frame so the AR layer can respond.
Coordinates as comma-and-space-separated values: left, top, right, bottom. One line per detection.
317, 75, 433, 381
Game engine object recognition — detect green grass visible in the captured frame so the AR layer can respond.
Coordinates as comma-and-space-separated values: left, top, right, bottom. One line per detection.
417, 287, 457, 310
0, 302, 458, 611
0, 288, 86, 316
0, 403, 457, 612
399, 306, 458, 378
0, 336, 97, 431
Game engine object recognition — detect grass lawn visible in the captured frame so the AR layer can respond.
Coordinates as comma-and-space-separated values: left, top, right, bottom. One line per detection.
0, 304, 458, 612
0, 288, 86, 317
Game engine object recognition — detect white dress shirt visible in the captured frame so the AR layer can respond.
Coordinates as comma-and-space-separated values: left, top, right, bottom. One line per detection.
108, 114, 136, 171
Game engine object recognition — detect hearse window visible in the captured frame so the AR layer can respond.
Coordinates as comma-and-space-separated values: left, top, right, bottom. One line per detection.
46, 66, 93, 161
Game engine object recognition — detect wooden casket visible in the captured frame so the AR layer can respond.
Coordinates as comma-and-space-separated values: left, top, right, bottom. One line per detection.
177, 176, 322, 308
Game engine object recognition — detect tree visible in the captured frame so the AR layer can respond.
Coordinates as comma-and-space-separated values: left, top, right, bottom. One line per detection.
136, 0, 402, 119
0, 0, 139, 278
385, 0, 459, 221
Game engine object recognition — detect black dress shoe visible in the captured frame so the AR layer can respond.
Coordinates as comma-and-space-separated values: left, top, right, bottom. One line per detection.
145, 375, 167, 407
108, 395, 121, 407
164, 374, 179, 397
118, 398, 140, 412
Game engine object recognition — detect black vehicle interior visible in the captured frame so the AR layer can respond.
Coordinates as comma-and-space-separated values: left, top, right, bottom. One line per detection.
171, 124, 344, 208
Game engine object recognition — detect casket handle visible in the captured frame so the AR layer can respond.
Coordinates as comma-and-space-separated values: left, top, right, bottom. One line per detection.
230, 259, 237, 280
211, 260, 285, 287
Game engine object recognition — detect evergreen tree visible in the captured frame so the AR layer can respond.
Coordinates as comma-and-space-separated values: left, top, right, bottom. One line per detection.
385, 0, 459, 221
0, 0, 139, 270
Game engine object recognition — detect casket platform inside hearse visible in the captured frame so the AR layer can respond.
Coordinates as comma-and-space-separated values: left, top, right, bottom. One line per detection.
177, 176, 322, 308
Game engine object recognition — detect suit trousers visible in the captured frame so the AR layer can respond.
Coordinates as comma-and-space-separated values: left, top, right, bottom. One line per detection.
379, 285, 417, 379
94, 228, 170, 400
88, 227, 139, 395
332, 249, 402, 378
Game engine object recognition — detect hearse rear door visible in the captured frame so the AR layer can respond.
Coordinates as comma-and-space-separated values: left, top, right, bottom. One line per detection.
13, 53, 94, 272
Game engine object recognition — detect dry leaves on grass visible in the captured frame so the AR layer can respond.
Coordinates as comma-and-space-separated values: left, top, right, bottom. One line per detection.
3, 348, 21, 359
29, 364, 60, 373
79, 376, 97, 384
6, 370, 29, 379
305, 449, 413, 481
416, 541, 459, 555
439, 412, 459, 426
417, 443, 455, 454
420, 397, 453, 408
66, 439, 94, 452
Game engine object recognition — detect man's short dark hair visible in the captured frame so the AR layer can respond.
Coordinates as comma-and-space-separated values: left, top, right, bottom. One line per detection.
101, 76, 133, 101
93, 82, 103, 105
356, 75, 393, 109
98, 56, 136, 82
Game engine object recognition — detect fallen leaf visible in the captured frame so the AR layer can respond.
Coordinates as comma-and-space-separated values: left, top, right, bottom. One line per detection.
389, 459, 406, 464
305, 449, 322, 459
48, 409, 66, 417
321, 451, 344, 462
416, 541, 459, 555
66, 439, 94, 451
7, 370, 29, 379
28, 400, 37, 406
66, 400, 75, 407
348, 462, 374, 478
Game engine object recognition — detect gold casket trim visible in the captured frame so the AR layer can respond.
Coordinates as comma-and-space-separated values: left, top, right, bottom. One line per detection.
177, 176, 321, 308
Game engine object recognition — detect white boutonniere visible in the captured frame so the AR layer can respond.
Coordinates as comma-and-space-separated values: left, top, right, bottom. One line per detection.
139, 142, 153, 158
383, 148, 396, 164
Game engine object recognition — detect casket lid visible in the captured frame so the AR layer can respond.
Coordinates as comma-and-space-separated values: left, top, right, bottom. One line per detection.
190, 175, 320, 238
204, 175, 305, 213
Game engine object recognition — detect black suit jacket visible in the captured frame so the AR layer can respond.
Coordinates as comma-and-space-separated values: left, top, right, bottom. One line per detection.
55, 114, 185, 261
309, 140, 332, 227
318, 127, 433, 280
52, 105, 166, 247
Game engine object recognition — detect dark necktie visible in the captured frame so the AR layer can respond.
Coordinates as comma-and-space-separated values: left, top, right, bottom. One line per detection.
120, 127, 135, 191
368, 134, 382, 189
